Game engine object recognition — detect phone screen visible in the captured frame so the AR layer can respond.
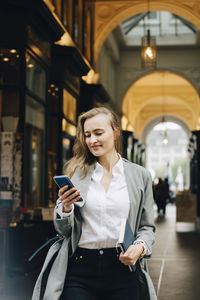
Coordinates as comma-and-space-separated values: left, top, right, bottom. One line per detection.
53, 175, 82, 202
53, 175, 74, 189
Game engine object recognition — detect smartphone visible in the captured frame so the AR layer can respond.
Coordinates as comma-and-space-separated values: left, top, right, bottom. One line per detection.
53, 175, 74, 189
53, 175, 82, 201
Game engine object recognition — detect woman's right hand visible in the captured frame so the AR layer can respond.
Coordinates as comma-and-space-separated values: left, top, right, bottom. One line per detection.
58, 185, 81, 213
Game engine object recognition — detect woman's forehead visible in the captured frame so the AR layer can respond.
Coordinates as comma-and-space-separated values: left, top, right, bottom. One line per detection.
84, 114, 111, 130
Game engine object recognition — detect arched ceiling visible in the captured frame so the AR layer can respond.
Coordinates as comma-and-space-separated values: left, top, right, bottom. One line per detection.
91, 0, 200, 62
121, 71, 200, 139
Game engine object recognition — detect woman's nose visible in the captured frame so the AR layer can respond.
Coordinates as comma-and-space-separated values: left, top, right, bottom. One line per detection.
90, 134, 97, 143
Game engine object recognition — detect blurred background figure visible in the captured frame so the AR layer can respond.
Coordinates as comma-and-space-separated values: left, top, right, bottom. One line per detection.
153, 178, 170, 216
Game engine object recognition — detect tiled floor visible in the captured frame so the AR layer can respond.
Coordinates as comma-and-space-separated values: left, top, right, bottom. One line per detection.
1, 204, 200, 300
148, 204, 200, 300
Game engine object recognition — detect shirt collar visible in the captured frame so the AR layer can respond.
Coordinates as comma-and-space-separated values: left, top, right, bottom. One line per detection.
92, 155, 124, 182
112, 155, 124, 176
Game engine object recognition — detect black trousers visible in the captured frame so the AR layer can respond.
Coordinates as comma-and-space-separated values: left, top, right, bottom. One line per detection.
62, 247, 139, 300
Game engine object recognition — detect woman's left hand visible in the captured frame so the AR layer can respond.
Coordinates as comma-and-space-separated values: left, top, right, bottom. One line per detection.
119, 244, 144, 266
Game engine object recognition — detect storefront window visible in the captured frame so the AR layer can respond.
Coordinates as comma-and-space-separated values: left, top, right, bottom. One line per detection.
63, 89, 76, 123
0, 48, 20, 85
25, 95, 45, 208
26, 53, 46, 101
62, 118, 76, 136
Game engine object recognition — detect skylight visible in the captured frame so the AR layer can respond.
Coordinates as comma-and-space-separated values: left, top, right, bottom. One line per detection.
121, 11, 197, 46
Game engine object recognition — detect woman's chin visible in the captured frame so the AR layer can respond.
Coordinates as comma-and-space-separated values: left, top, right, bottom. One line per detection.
90, 149, 103, 157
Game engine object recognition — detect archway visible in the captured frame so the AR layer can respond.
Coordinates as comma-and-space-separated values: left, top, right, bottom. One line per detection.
91, 1, 200, 62
145, 118, 190, 193
141, 115, 191, 144
121, 71, 200, 139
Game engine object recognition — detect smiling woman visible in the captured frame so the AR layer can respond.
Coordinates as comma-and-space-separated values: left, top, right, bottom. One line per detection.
64, 107, 121, 179
32, 106, 157, 300
84, 113, 117, 158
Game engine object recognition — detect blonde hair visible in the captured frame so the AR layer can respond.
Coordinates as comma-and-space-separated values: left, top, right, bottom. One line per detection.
63, 107, 121, 178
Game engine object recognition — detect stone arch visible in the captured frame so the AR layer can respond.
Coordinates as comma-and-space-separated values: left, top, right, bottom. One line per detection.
120, 68, 200, 104
93, 1, 200, 62
121, 70, 200, 137
141, 115, 191, 144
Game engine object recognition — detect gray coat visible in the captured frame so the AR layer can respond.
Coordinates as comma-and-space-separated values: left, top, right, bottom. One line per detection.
32, 158, 157, 300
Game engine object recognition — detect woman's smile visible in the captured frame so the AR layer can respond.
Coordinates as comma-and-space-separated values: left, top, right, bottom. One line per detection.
91, 145, 101, 150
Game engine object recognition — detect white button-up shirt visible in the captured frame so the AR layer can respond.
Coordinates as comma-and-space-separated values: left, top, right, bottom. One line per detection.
56, 156, 130, 249
78, 157, 130, 249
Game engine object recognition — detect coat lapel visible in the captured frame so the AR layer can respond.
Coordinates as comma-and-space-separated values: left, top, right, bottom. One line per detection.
70, 166, 95, 208
123, 159, 144, 235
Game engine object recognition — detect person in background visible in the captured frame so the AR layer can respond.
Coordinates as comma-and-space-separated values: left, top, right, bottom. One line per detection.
32, 107, 157, 300
154, 178, 169, 216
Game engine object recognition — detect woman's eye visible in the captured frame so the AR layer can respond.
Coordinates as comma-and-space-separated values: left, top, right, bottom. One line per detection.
96, 132, 102, 136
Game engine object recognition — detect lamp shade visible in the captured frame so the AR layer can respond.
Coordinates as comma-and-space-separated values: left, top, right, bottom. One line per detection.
141, 29, 157, 68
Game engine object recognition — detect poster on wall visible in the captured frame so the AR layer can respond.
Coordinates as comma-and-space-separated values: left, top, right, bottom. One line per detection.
13, 136, 22, 211
0, 132, 14, 205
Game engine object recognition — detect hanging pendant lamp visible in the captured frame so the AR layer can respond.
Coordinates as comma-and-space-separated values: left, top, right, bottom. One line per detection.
141, 0, 157, 68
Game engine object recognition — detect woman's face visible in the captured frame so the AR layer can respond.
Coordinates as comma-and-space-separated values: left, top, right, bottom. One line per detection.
84, 113, 116, 158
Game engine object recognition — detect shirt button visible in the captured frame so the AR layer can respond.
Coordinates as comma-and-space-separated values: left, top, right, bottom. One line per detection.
99, 250, 104, 255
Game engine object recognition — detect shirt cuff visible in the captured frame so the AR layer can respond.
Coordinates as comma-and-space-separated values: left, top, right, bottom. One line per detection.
55, 198, 74, 219
133, 239, 149, 256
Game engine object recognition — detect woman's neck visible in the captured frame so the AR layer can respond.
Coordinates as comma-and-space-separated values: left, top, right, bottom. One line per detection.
98, 151, 119, 172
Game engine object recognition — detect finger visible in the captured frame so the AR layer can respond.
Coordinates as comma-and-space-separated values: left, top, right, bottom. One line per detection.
63, 197, 81, 211
62, 193, 81, 206
119, 252, 134, 263
119, 258, 134, 266
119, 256, 132, 263
62, 190, 80, 202
60, 188, 77, 200
119, 255, 136, 266
120, 252, 130, 258
119, 253, 129, 263
124, 245, 135, 256
58, 185, 69, 197
67, 195, 81, 205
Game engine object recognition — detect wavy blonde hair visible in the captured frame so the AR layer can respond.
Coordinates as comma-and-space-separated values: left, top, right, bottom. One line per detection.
63, 107, 121, 178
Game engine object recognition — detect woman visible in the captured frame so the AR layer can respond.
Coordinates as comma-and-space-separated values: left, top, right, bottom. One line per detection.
32, 107, 157, 300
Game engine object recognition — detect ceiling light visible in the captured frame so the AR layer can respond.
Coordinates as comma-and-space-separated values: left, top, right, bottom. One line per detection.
141, 0, 157, 68
162, 129, 168, 145
27, 63, 34, 68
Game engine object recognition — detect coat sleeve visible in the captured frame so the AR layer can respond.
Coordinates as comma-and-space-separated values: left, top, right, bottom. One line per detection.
53, 207, 75, 237
136, 169, 156, 257
53, 204, 82, 254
